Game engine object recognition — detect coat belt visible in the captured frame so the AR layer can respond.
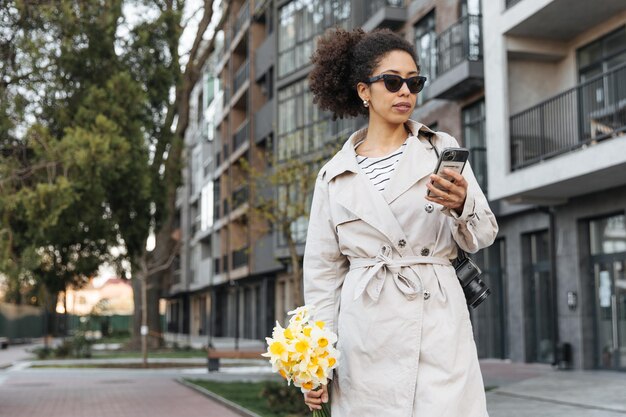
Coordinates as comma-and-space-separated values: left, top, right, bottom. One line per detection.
349, 244, 451, 302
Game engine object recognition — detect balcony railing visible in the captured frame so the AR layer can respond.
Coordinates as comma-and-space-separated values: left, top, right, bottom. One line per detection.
365, 0, 404, 19
232, 185, 249, 208
234, 120, 249, 150
434, 15, 482, 78
223, 142, 230, 161
232, 247, 248, 269
233, 59, 250, 94
213, 201, 220, 221
233, 0, 250, 38
510, 63, 626, 170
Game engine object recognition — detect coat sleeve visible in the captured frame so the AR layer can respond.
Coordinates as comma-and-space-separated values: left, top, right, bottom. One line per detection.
303, 171, 349, 335
438, 133, 499, 253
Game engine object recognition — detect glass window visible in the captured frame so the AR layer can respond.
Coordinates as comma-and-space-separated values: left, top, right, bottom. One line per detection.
414, 11, 436, 102
278, 0, 351, 78
590, 214, 626, 255
462, 99, 487, 193
201, 182, 214, 231
277, 77, 350, 161
578, 26, 626, 81
460, 0, 481, 16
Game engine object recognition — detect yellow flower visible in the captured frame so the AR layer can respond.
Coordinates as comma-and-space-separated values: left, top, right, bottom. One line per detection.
295, 338, 310, 353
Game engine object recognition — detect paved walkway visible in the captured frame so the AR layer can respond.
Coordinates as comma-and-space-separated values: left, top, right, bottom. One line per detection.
2, 347, 625, 417
0, 370, 241, 417
480, 360, 626, 416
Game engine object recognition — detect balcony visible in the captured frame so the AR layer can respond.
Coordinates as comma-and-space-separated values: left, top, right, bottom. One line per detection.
490, 63, 626, 202
223, 142, 230, 162
232, 247, 249, 269
510, 63, 626, 170
254, 98, 274, 143
361, 0, 406, 32
233, 59, 250, 95
222, 198, 230, 217
232, 185, 249, 209
233, 0, 250, 40
505, 0, 523, 8
255, 32, 275, 82
502, 0, 626, 41
233, 120, 249, 151
428, 15, 483, 100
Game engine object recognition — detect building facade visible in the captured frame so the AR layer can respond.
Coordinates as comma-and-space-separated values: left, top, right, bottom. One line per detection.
164, 0, 626, 371
482, 0, 626, 370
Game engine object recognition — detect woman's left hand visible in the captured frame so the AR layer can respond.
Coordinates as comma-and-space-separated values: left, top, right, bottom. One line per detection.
425, 168, 467, 213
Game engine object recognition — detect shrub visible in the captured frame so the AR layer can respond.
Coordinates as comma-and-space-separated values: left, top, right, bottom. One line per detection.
260, 381, 310, 416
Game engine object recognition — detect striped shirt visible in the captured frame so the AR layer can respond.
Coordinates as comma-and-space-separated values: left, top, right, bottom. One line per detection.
354, 138, 408, 192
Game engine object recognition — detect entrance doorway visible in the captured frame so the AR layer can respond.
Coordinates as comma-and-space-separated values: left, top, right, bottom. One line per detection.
522, 230, 555, 364
590, 214, 626, 370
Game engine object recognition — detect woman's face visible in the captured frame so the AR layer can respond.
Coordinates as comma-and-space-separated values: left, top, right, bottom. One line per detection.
357, 50, 419, 125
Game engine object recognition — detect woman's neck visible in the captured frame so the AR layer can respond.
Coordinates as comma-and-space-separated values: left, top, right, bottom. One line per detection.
359, 117, 408, 156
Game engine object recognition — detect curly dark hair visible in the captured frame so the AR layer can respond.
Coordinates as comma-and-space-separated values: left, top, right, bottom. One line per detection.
308, 27, 419, 120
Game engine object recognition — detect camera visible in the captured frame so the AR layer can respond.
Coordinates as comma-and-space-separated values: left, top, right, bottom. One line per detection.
454, 253, 491, 309
444, 150, 456, 161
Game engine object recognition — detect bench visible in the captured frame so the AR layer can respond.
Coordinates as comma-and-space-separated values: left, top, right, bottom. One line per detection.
206, 349, 265, 371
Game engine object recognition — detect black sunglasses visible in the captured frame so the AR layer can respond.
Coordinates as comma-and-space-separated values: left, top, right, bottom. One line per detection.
364, 74, 427, 94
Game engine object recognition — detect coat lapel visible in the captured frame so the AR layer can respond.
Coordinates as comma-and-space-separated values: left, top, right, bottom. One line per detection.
381, 126, 438, 205
329, 128, 403, 246
324, 120, 438, 250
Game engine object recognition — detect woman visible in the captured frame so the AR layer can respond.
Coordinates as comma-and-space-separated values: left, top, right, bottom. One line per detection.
302, 27, 498, 417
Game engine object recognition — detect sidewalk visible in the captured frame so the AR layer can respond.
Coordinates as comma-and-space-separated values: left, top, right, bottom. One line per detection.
480, 360, 626, 416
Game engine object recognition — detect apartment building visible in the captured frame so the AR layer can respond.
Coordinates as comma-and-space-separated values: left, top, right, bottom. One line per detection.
482, 0, 626, 370
165, 0, 626, 371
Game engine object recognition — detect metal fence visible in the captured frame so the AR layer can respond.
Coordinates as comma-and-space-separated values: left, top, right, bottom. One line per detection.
234, 120, 249, 151
365, 0, 404, 21
233, 59, 249, 94
435, 14, 482, 77
232, 247, 248, 269
510, 63, 626, 170
233, 0, 250, 37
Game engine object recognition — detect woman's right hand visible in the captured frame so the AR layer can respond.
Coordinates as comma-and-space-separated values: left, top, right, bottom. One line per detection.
303, 384, 328, 411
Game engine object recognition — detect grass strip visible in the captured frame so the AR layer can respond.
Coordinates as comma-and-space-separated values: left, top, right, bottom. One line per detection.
184, 379, 305, 417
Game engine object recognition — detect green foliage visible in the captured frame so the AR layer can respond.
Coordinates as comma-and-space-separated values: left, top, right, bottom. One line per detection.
261, 381, 311, 416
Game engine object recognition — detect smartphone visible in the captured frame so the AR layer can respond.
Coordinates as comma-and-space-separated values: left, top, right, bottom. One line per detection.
426, 147, 469, 196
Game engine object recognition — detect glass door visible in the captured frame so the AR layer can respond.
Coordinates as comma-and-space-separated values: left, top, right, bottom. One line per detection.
594, 259, 626, 370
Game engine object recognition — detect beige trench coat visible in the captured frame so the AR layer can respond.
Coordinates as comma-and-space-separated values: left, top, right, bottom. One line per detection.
303, 119, 498, 417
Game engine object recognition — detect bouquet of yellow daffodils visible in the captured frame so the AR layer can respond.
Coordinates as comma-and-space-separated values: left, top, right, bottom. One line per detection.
262, 305, 339, 417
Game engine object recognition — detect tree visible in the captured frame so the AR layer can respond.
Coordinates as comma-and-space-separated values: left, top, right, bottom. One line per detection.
239, 139, 342, 312
0, 0, 229, 347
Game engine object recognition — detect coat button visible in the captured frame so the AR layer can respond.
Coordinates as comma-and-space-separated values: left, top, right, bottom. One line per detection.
421, 248, 430, 256
424, 290, 431, 300
424, 203, 434, 213
398, 239, 406, 248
